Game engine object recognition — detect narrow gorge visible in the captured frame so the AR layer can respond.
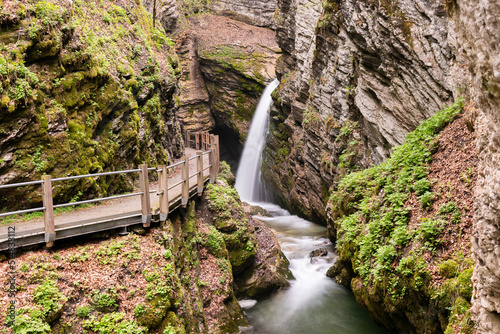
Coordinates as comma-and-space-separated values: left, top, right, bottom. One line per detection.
0, 0, 499, 333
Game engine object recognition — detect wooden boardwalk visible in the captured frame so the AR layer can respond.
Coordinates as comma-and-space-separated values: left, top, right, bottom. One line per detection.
0, 132, 219, 251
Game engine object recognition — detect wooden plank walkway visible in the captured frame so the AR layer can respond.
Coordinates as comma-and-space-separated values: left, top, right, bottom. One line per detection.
0, 132, 219, 251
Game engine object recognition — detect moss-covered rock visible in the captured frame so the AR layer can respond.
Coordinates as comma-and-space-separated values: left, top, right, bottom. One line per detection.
439, 260, 460, 279
325, 101, 477, 333
0, 0, 183, 211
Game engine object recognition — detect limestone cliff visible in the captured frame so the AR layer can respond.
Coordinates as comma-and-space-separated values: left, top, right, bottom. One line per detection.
0, 0, 183, 209
210, 0, 278, 28
262, 0, 469, 223
455, 0, 500, 332
174, 15, 280, 167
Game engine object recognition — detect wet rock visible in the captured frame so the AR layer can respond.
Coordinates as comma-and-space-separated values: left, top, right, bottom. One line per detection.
309, 248, 328, 258
235, 217, 292, 298
242, 202, 272, 217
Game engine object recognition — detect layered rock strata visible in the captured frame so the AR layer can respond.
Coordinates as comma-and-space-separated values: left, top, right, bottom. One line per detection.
263, 0, 468, 222
210, 0, 278, 28
175, 15, 280, 167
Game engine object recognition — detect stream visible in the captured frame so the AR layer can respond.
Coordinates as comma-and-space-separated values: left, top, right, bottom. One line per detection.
235, 80, 389, 333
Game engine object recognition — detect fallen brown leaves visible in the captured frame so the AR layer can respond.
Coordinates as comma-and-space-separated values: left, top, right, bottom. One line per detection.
404, 114, 478, 285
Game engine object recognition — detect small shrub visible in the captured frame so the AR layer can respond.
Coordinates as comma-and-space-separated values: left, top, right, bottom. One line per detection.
413, 178, 431, 196
134, 304, 146, 318
419, 218, 446, 248
20, 262, 29, 272
33, 279, 65, 318
90, 288, 118, 312
12, 308, 51, 334
419, 191, 434, 209
76, 305, 91, 318
163, 249, 172, 260
83, 312, 144, 334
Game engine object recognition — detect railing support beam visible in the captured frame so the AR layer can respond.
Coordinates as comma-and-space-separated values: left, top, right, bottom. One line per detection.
196, 151, 204, 194
209, 147, 216, 183
158, 165, 169, 222
42, 175, 55, 248
139, 164, 151, 227
214, 135, 220, 173
181, 157, 189, 207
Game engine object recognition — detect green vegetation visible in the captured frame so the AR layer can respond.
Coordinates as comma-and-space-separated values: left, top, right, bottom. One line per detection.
328, 99, 474, 331
204, 169, 258, 272
303, 106, 322, 128
76, 305, 92, 318
12, 279, 66, 333
90, 288, 119, 312
33, 279, 66, 319
82, 312, 145, 334
201, 45, 266, 84
217, 161, 236, 185
12, 308, 51, 334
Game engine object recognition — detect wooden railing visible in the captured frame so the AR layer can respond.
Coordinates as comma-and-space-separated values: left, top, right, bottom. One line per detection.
0, 132, 219, 250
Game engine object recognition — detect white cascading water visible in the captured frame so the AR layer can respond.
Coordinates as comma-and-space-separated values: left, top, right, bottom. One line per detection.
234, 79, 388, 333
235, 78, 279, 203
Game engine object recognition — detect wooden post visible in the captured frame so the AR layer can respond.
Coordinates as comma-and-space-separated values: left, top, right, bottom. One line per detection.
202, 133, 207, 150
181, 156, 189, 207
158, 165, 169, 222
215, 135, 220, 174
186, 131, 191, 148
139, 164, 151, 227
42, 175, 55, 248
195, 132, 200, 150
196, 151, 204, 195
209, 147, 216, 183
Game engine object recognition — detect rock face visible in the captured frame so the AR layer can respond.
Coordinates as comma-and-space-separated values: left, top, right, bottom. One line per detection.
235, 217, 291, 298
175, 15, 280, 167
142, 0, 179, 32
210, 0, 278, 28
262, 0, 468, 222
0, 0, 182, 209
455, 0, 500, 332
202, 168, 291, 300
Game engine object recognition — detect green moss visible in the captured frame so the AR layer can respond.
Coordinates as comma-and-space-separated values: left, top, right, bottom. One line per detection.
439, 260, 459, 279
0, 0, 181, 210
218, 161, 236, 185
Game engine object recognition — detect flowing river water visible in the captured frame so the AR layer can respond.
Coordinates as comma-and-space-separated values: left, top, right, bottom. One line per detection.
235, 80, 389, 333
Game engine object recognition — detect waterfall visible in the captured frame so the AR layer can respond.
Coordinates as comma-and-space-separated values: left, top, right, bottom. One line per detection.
234, 78, 387, 334
235, 78, 279, 203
